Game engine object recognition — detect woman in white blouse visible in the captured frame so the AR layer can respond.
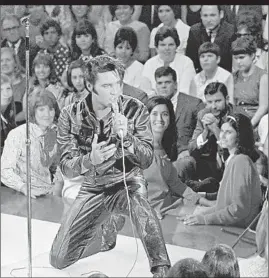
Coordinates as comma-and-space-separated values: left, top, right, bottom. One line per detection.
114, 26, 143, 89
1, 88, 62, 198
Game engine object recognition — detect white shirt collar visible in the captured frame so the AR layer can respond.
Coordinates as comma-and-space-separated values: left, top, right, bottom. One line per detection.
7, 39, 22, 54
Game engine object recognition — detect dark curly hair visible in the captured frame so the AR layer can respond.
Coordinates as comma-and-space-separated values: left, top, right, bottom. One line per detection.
147, 96, 178, 162
224, 113, 259, 162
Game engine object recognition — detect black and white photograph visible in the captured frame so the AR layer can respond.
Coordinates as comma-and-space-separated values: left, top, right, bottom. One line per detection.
0, 4, 268, 277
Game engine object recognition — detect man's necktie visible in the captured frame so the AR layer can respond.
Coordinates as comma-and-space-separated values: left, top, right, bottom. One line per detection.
208, 30, 213, 42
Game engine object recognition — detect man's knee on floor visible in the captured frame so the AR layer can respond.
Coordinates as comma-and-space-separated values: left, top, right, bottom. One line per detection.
49, 250, 71, 270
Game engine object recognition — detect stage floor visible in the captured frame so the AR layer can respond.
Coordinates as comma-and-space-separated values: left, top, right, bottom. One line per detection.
1, 213, 217, 277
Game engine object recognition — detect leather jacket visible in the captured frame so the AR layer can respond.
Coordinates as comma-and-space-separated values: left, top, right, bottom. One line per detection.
57, 93, 153, 192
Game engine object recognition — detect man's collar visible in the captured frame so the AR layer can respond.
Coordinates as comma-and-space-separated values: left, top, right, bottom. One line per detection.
7, 38, 22, 48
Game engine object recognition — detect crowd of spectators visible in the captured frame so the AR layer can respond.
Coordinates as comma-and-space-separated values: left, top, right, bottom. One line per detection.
1, 5, 268, 277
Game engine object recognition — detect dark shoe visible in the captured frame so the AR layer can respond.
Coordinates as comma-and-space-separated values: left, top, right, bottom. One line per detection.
152, 265, 170, 278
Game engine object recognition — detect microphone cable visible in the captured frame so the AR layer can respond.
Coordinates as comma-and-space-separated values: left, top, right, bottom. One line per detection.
119, 130, 139, 277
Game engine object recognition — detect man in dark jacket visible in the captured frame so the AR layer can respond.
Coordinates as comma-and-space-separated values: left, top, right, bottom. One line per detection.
186, 5, 234, 73
1, 13, 39, 75
49, 55, 170, 278
154, 66, 204, 181
189, 82, 248, 182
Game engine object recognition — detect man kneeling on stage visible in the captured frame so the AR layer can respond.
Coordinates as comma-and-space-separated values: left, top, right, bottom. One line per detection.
49, 55, 171, 277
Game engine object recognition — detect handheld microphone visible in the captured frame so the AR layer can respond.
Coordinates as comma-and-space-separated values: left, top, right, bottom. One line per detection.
111, 96, 124, 138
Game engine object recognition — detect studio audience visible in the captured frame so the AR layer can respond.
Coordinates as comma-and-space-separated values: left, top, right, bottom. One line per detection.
1, 6, 267, 277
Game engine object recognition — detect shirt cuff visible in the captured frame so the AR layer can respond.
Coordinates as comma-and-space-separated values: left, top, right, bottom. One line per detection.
197, 133, 208, 149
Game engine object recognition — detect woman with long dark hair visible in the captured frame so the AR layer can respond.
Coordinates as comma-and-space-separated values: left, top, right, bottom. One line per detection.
183, 112, 262, 227
144, 96, 211, 219
71, 19, 105, 62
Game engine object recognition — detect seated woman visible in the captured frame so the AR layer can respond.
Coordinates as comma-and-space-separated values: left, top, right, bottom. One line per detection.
22, 52, 66, 112
232, 36, 268, 128
201, 244, 240, 278
144, 96, 213, 219
71, 19, 105, 62
1, 47, 26, 125
189, 42, 234, 104
114, 26, 143, 89
183, 112, 263, 228
150, 5, 190, 56
62, 59, 89, 108
1, 88, 62, 198
104, 5, 150, 63
141, 26, 195, 99
1, 74, 16, 155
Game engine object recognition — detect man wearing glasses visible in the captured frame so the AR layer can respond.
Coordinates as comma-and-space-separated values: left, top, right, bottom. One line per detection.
1, 13, 39, 74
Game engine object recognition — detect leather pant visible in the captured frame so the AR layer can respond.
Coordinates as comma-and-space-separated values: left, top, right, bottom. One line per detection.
49, 176, 171, 273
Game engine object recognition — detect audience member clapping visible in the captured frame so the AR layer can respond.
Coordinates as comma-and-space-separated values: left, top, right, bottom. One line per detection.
189, 82, 248, 183
141, 26, 195, 97
1, 88, 62, 198
184, 112, 262, 227
232, 36, 268, 128
166, 258, 209, 278
1, 47, 26, 125
1, 74, 16, 154
104, 5, 150, 63
201, 244, 240, 278
189, 42, 234, 103
149, 5, 190, 56
114, 27, 143, 89
143, 96, 212, 220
